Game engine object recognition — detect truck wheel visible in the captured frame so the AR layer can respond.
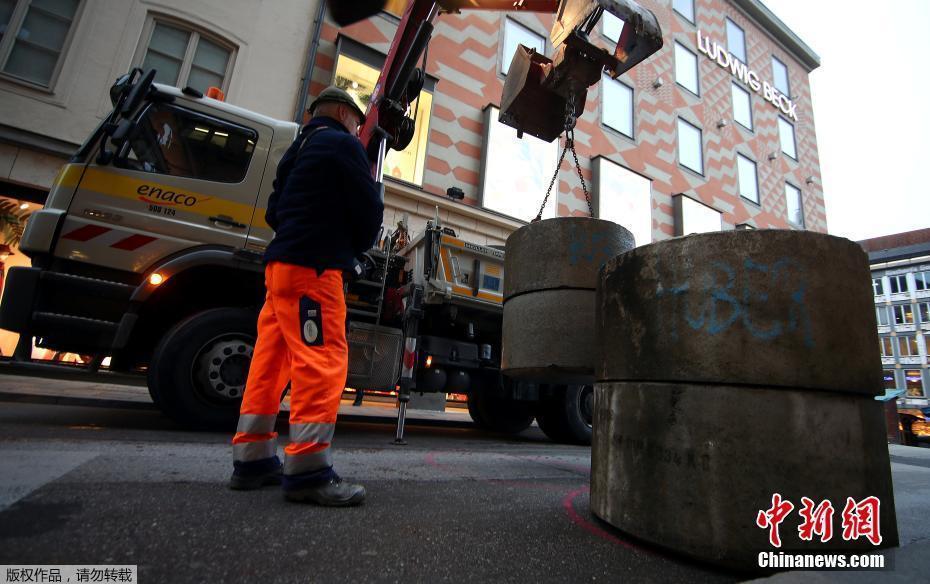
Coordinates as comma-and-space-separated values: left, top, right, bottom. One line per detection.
467, 388, 534, 435
536, 385, 593, 445
148, 307, 257, 430
466, 394, 489, 428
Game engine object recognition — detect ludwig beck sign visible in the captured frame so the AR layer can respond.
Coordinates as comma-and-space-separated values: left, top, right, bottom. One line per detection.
696, 30, 799, 121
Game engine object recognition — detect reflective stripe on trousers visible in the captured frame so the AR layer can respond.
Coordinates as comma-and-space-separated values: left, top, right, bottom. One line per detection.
230, 262, 348, 475
231, 413, 279, 462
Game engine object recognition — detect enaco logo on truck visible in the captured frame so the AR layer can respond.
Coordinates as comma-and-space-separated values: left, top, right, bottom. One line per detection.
136, 184, 208, 207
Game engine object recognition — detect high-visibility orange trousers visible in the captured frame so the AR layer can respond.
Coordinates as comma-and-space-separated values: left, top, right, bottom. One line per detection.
231, 261, 348, 477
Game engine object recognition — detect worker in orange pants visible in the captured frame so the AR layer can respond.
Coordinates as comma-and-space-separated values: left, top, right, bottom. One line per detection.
231, 263, 356, 502
228, 86, 382, 506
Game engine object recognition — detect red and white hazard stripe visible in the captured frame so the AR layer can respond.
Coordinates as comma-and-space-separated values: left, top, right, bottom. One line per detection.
61, 225, 158, 251
400, 337, 417, 379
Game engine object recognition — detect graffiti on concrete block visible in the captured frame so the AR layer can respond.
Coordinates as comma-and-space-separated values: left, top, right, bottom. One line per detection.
655, 257, 815, 347
567, 223, 617, 267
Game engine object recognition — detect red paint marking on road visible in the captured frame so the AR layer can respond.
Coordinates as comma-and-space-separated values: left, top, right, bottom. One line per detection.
110, 234, 157, 251
424, 451, 451, 472
562, 486, 643, 552
61, 224, 111, 242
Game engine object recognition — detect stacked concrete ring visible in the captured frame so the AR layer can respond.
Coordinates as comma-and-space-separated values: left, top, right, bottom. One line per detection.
590, 229, 899, 570
502, 217, 634, 383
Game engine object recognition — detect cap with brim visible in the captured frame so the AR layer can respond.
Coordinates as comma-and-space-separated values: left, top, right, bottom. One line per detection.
308, 86, 367, 124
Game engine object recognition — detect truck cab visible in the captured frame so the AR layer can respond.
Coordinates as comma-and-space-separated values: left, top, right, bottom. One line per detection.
1, 72, 297, 421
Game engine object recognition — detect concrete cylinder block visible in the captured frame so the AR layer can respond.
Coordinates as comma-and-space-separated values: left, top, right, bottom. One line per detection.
502, 289, 595, 383
596, 229, 882, 394
590, 381, 899, 570
504, 217, 635, 300
502, 218, 634, 384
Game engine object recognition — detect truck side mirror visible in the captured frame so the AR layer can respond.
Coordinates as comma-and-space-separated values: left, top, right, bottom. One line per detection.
96, 118, 136, 166
122, 68, 156, 116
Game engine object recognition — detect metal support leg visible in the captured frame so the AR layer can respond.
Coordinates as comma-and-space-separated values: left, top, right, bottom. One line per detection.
13, 334, 32, 362
86, 354, 104, 372
393, 285, 424, 445
393, 394, 409, 445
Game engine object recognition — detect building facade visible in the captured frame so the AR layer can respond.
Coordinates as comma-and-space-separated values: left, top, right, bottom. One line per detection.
861, 229, 930, 406
308, 0, 824, 243
0, 0, 824, 356
0, 0, 318, 357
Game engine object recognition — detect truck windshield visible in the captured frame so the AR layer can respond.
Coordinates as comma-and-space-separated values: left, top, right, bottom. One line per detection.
117, 102, 258, 183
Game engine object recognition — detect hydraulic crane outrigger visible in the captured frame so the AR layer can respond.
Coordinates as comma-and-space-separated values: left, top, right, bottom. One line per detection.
326, 0, 663, 441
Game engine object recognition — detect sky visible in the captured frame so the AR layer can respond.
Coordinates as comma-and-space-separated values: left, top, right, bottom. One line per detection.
761, 0, 930, 241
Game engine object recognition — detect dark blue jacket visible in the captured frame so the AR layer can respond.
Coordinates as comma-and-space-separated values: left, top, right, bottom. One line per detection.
264, 116, 383, 271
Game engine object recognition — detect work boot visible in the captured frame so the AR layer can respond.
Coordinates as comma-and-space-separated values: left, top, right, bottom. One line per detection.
229, 456, 283, 490
284, 473, 366, 507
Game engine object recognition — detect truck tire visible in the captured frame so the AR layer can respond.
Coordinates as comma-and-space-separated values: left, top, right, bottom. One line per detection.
148, 307, 257, 430
535, 385, 593, 445
466, 394, 489, 428
467, 388, 534, 435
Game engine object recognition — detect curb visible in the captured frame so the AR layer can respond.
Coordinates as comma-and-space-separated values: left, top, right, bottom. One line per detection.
0, 390, 155, 411
0, 390, 476, 429
0, 360, 146, 387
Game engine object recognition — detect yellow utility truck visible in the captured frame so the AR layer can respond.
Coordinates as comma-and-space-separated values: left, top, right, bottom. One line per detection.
0, 70, 593, 444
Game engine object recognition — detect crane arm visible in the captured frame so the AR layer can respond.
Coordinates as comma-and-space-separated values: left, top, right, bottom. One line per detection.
327, 0, 662, 181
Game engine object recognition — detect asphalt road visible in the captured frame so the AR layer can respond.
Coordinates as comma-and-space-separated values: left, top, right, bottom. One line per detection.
0, 399, 736, 584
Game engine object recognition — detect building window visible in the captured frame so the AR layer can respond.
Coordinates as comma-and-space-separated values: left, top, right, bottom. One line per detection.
119, 102, 257, 183
894, 304, 915, 326
501, 18, 544, 75
880, 337, 894, 357
0, 0, 81, 87
918, 302, 930, 323
905, 370, 925, 397
673, 0, 695, 23
778, 117, 797, 159
882, 370, 897, 390
333, 52, 432, 186
772, 56, 790, 96
601, 74, 633, 138
890, 274, 909, 294
725, 18, 746, 63
873, 278, 884, 296
736, 154, 759, 204
785, 182, 804, 227
594, 157, 652, 247
383, 0, 407, 16
915, 270, 930, 291
602, 10, 624, 43
677, 118, 703, 174
898, 335, 919, 357
674, 42, 699, 96
731, 82, 752, 130
140, 20, 234, 93
480, 105, 558, 222
675, 194, 721, 235
877, 307, 890, 327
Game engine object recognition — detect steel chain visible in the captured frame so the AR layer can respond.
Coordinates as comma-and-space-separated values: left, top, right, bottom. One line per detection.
569, 128, 594, 217
532, 91, 593, 221
534, 141, 569, 222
